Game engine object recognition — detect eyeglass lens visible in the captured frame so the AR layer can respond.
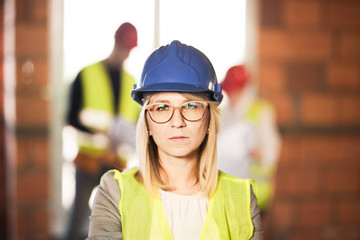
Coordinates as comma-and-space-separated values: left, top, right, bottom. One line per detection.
147, 101, 207, 123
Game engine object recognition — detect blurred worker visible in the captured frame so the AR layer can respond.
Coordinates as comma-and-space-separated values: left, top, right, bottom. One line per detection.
63, 22, 140, 240
217, 64, 281, 214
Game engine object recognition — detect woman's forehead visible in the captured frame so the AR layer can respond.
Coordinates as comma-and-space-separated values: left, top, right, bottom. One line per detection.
148, 92, 209, 103
149, 92, 189, 103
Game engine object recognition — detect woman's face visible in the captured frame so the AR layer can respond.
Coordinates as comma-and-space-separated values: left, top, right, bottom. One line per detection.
146, 92, 210, 161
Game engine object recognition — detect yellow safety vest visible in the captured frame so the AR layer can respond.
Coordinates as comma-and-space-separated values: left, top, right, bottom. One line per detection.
245, 99, 276, 211
245, 99, 274, 125
111, 168, 255, 240
77, 61, 140, 155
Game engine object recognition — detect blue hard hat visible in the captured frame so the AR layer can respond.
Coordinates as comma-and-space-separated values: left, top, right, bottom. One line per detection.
132, 40, 223, 105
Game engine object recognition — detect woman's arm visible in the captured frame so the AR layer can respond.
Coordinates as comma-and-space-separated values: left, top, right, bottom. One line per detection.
250, 186, 264, 240
87, 171, 123, 240
66, 73, 93, 133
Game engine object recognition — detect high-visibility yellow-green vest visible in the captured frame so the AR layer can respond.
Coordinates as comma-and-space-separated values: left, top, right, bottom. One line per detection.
81, 61, 140, 124
245, 99, 274, 126
245, 99, 276, 211
110, 168, 255, 240
78, 61, 140, 155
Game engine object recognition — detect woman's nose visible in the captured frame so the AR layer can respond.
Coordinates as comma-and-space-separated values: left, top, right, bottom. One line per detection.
171, 108, 186, 127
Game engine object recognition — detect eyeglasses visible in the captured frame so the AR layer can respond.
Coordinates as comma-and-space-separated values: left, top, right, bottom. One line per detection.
146, 101, 208, 123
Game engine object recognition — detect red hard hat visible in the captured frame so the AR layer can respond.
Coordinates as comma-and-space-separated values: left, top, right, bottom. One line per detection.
221, 65, 250, 95
115, 22, 137, 49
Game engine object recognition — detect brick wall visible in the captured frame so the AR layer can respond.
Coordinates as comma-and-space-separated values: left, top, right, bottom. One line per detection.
2, 0, 50, 239
259, 0, 360, 239
0, 0, 7, 237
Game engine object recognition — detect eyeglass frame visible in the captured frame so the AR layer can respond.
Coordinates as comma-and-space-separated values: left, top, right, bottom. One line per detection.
145, 101, 209, 124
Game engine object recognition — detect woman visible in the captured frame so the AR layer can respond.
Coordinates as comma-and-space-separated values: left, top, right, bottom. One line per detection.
87, 40, 263, 240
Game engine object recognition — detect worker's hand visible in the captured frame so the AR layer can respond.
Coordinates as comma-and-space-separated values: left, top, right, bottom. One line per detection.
250, 149, 262, 163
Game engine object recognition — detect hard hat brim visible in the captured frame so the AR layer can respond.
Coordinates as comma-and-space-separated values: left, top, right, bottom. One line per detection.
132, 83, 220, 105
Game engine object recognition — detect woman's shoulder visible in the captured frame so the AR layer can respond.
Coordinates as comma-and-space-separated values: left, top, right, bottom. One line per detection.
218, 170, 250, 182
100, 167, 137, 185
218, 170, 255, 190
99, 170, 120, 189
101, 167, 141, 190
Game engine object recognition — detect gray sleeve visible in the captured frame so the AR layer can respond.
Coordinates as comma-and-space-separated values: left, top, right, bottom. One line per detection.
249, 185, 264, 240
87, 171, 123, 240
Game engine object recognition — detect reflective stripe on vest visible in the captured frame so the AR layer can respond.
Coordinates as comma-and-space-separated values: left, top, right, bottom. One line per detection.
111, 168, 254, 240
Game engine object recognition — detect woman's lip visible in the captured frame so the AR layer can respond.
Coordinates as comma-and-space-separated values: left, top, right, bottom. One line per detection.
169, 136, 188, 140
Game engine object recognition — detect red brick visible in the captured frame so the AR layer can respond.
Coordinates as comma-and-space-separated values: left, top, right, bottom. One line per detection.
15, 92, 49, 126
325, 168, 358, 194
322, 226, 360, 240
259, 63, 286, 93
283, 0, 321, 29
298, 200, 332, 227
299, 136, 360, 167
300, 93, 339, 126
338, 96, 360, 125
300, 136, 340, 164
16, 60, 48, 86
5, 1, 51, 240
16, 0, 48, 23
17, 171, 48, 201
340, 33, 360, 59
271, 200, 294, 231
336, 227, 360, 240
326, 2, 360, 29
260, 30, 332, 61
327, 63, 360, 90
16, 205, 50, 238
16, 136, 49, 169
260, 0, 282, 28
337, 136, 360, 162
15, 24, 48, 56
263, 92, 294, 126
16, 209, 27, 237
278, 136, 302, 164
288, 231, 322, 240
286, 63, 323, 91
338, 200, 360, 225
276, 168, 320, 196
35, 207, 49, 236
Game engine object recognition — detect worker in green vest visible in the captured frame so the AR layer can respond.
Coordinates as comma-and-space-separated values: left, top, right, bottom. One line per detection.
87, 41, 264, 239
218, 65, 281, 214
64, 22, 140, 240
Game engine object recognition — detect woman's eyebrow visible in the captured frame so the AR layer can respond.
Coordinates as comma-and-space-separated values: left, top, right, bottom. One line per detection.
150, 99, 171, 104
150, 98, 195, 104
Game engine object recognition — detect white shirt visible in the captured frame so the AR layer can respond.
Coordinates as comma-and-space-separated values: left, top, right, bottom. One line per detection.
158, 189, 208, 240
218, 119, 255, 178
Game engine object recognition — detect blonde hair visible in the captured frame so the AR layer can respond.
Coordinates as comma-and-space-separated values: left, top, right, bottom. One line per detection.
135, 92, 221, 197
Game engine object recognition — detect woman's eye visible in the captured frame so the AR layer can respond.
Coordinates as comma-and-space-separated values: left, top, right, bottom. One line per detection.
156, 104, 170, 111
184, 102, 198, 109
